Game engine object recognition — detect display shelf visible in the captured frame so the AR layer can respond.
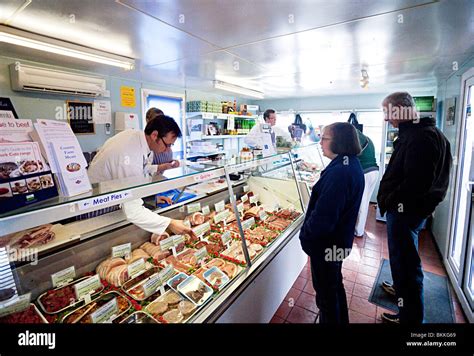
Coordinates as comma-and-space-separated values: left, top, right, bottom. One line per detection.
186, 112, 258, 120
186, 151, 225, 159
187, 135, 246, 141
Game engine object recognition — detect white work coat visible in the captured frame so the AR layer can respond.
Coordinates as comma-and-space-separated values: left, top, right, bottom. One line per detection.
244, 122, 292, 155
88, 129, 171, 234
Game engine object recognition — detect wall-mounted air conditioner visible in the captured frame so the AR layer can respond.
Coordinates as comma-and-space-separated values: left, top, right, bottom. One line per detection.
9, 63, 108, 97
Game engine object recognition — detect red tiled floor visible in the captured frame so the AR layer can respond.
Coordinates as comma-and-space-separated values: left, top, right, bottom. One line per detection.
269, 203, 462, 324
296, 291, 319, 314
342, 268, 357, 282
303, 281, 316, 296
358, 264, 379, 278
349, 295, 377, 318
292, 276, 308, 291
275, 301, 292, 319
352, 283, 372, 300
286, 305, 317, 323
349, 310, 376, 323
284, 287, 302, 303
355, 273, 376, 287
270, 316, 285, 323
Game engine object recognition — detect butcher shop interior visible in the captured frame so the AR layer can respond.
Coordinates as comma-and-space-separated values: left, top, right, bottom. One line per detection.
0, 0, 473, 352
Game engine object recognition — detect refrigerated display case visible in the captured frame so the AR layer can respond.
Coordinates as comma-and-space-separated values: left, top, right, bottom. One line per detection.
0, 153, 306, 324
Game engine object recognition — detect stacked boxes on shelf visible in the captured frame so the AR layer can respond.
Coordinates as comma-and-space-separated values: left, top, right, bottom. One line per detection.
189, 140, 218, 154
186, 101, 223, 113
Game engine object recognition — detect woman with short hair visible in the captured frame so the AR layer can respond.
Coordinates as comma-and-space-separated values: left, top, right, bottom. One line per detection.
299, 122, 365, 324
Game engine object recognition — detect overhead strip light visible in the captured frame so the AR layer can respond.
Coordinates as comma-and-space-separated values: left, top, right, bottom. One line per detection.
0, 25, 135, 70
213, 80, 264, 99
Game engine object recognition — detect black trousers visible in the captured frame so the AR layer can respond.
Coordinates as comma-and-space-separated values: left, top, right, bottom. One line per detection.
310, 255, 349, 324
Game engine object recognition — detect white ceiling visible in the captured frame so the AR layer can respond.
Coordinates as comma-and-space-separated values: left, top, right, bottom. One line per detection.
0, 0, 473, 99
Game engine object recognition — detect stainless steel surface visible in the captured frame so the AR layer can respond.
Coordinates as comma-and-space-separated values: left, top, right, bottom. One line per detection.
0, 0, 472, 98
224, 165, 252, 267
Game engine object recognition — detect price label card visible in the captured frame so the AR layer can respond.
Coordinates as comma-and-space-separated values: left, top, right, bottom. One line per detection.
112, 243, 131, 258
243, 185, 250, 193
0, 294, 30, 318
51, 266, 76, 288
221, 231, 232, 246
143, 274, 162, 298
241, 194, 248, 203
192, 222, 210, 237
237, 203, 244, 213
259, 210, 268, 221
242, 217, 255, 230
91, 297, 118, 324
194, 247, 208, 263
214, 209, 230, 224
202, 113, 214, 119
187, 202, 201, 214
127, 258, 146, 279
172, 235, 185, 246
74, 275, 101, 301
273, 202, 281, 212
159, 265, 175, 284
215, 200, 225, 213
202, 205, 210, 215
249, 194, 259, 204
217, 114, 228, 120
160, 236, 175, 251
183, 220, 191, 228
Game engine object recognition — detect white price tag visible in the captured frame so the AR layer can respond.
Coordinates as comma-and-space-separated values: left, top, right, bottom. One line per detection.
243, 185, 250, 193
143, 274, 162, 298
187, 202, 201, 214
214, 209, 230, 224
160, 236, 175, 251
127, 258, 146, 279
249, 194, 259, 204
0, 294, 30, 318
241, 194, 248, 203
202, 113, 214, 119
194, 247, 208, 263
221, 231, 232, 246
91, 298, 118, 324
237, 203, 244, 213
112, 243, 131, 259
192, 222, 210, 237
259, 210, 268, 221
51, 266, 76, 288
159, 265, 175, 284
183, 220, 191, 228
242, 217, 255, 230
172, 235, 185, 246
74, 275, 101, 301
202, 205, 210, 215
215, 200, 225, 213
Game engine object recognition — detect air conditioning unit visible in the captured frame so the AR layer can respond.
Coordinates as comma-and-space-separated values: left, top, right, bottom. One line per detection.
9, 63, 108, 97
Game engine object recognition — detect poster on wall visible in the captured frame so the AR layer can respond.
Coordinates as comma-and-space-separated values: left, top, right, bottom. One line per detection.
445, 97, 456, 126
120, 86, 136, 108
93, 100, 112, 124
67, 101, 95, 134
0, 98, 18, 119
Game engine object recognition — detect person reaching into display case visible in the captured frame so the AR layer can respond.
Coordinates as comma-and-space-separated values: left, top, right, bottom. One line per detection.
87, 115, 195, 237
145, 107, 180, 173
299, 122, 364, 324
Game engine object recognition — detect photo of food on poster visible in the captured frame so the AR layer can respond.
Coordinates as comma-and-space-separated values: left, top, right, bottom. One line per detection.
0, 142, 46, 181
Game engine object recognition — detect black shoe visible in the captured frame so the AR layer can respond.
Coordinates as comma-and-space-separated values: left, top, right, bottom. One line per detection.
381, 312, 400, 324
382, 280, 396, 296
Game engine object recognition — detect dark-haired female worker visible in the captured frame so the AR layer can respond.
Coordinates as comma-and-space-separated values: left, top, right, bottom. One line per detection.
299, 122, 364, 324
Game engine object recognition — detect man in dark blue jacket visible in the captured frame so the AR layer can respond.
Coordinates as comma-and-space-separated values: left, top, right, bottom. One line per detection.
300, 122, 364, 324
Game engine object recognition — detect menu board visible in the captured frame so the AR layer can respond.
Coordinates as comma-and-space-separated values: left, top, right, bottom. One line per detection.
67, 101, 95, 134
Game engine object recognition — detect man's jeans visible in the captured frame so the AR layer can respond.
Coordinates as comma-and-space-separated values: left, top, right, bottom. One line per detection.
310, 256, 349, 324
386, 211, 426, 323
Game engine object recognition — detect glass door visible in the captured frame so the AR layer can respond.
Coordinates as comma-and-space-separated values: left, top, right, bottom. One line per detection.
449, 75, 474, 289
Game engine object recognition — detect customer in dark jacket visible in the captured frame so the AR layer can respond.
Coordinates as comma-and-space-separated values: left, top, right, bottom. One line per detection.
299, 122, 364, 324
377, 92, 452, 324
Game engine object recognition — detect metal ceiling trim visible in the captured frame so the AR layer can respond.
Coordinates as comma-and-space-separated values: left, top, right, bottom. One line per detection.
3, 0, 31, 26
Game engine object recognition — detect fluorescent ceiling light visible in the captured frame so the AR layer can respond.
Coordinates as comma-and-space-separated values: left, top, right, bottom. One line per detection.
213, 80, 264, 99
0, 25, 134, 70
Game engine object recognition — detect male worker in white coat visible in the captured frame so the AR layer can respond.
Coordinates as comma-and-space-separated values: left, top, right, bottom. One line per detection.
88, 115, 194, 237
244, 109, 291, 155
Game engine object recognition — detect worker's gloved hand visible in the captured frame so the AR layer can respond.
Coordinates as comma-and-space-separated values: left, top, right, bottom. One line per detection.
156, 196, 173, 205
168, 219, 196, 238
